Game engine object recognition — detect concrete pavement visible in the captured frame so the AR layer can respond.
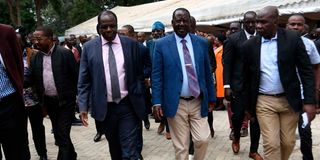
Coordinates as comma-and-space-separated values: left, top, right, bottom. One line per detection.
26, 110, 320, 160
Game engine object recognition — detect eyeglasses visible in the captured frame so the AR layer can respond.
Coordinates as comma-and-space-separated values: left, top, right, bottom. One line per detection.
32, 37, 48, 42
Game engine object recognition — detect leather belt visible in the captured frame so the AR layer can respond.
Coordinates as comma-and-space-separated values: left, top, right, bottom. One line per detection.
258, 92, 285, 97
180, 96, 195, 101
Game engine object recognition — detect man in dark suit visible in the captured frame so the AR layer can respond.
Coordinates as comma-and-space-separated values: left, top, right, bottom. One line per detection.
223, 11, 262, 159
152, 8, 215, 160
0, 24, 29, 160
78, 11, 146, 160
242, 6, 316, 160
29, 26, 78, 160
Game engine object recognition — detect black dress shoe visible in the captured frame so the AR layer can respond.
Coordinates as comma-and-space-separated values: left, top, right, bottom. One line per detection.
144, 120, 150, 130
94, 132, 102, 142
39, 154, 48, 160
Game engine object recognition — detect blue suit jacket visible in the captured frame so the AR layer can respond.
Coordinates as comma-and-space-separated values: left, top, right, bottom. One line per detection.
78, 35, 146, 121
152, 33, 216, 118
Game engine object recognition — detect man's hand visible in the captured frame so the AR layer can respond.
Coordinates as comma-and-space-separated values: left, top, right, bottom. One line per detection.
152, 105, 163, 121
208, 102, 215, 112
224, 88, 233, 101
303, 104, 316, 123
144, 79, 151, 88
80, 112, 89, 127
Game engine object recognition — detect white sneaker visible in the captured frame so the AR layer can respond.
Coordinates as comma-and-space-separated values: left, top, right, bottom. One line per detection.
188, 154, 194, 160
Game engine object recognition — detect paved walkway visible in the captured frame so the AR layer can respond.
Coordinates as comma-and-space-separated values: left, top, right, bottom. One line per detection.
25, 111, 320, 160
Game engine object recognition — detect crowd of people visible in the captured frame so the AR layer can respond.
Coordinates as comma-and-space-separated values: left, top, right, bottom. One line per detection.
0, 5, 320, 160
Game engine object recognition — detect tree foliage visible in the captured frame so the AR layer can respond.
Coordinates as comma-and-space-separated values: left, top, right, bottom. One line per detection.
1, 0, 158, 35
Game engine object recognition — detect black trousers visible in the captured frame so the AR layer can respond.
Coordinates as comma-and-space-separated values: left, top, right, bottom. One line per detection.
0, 92, 30, 160
102, 97, 141, 160
26, 104, 47, 157
231, 92, 260, 153
95, 119, 104, 134
44, 96, 77, 160
298, 114, 313, 160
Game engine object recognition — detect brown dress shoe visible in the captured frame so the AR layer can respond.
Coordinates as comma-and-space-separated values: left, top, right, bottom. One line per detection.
232, 139, 240, 154
165, 132, 171, 140
157, 123, 165, 134
249, 152, 263, 160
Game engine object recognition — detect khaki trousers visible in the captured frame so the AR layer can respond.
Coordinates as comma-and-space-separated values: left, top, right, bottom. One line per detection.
256, 95, 299, 160
167, 98, 210, 160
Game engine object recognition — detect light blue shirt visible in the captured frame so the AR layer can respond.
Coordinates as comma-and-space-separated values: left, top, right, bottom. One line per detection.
0, 53, 16, 98
259, 34, 284, 94
174, 33, 197, 97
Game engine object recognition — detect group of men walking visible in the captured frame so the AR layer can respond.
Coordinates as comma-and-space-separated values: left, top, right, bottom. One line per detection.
0, 5, 319, 160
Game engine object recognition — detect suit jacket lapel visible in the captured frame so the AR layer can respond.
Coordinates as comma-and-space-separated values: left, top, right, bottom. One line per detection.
255, 35, 262, 78
119, 36, 130, 71
95, 37, 106, 83
190, 34, 200, 75
276, 29, 285, 66
168, 34, 182, 73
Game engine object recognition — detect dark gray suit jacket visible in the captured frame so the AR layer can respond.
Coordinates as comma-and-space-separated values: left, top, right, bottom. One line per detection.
78, 35, 145, 121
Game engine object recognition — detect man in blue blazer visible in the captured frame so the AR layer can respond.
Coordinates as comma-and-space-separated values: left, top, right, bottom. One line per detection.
152, 8, 216, 160
78, 11, 145, 160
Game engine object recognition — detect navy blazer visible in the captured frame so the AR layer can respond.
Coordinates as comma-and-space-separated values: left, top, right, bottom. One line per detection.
152, 33, 216, 118
78, 35, 145, 121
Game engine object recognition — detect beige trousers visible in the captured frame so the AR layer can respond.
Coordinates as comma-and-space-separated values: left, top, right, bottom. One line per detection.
167, 98, 210, 160
256, 95, 299, 160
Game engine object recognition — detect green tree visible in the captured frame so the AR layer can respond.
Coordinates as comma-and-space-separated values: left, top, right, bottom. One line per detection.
0, 0, 36, 33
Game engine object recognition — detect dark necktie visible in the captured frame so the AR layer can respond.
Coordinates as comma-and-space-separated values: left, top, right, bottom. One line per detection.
249, 35, 254, 39
108, 42, 121, 103
181, 39, 200, 98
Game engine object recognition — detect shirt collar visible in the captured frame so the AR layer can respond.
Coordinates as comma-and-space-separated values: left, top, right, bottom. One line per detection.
43, 44, 55, 56
101, 34, 121, 45
244, 29, 256, 39
174, 32, 191, 44
261, 33, 277, 43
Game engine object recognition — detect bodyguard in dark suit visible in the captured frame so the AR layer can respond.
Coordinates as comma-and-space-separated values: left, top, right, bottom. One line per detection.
29, 26, 78, 160
78, 11, 145, 160
242, 6, 316, 160
223, 11, 262, 159
0, 24, 29, 160
152, 8, 215, 160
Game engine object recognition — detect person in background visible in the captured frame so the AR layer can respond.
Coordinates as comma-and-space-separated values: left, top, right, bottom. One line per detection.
17, 27, 48, 160
223, 11, 262, 159
147, 21, 171, 139
137, 32, 147, 46
286, 13, 320, 160
75, 35, 87, 56
29, 26, 78, 160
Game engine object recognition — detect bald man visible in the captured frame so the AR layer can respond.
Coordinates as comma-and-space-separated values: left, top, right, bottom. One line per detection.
242, 6, 316, 160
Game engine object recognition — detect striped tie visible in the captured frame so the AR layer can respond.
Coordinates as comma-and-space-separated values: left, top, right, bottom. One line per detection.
181, 39, 200, 98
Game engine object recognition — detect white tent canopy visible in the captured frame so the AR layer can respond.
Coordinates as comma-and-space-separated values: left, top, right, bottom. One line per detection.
65, 0, 320, 36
